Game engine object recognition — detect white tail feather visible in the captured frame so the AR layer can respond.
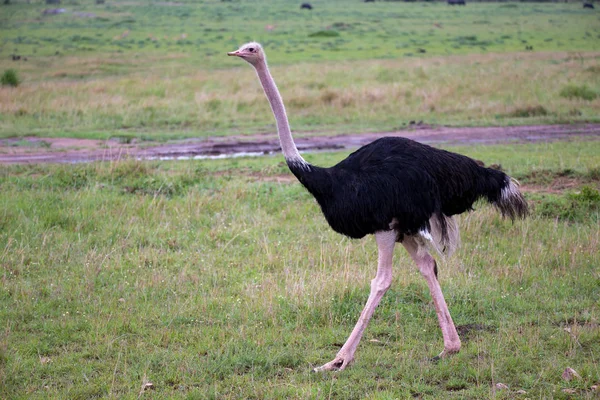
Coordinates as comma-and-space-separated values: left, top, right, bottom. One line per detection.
418, 215, 460, 257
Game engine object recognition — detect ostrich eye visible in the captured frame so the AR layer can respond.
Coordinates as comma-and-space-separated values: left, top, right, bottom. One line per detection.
248, 47, 255, 52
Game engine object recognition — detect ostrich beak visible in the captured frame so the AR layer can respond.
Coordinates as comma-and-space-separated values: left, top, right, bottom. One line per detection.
227, 50, 241, 56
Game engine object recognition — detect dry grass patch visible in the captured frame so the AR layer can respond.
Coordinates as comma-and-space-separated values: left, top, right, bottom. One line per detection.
1, 51, 599, 138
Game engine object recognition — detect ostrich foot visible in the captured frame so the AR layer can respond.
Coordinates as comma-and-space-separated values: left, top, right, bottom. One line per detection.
432, 345, 461, 362
313, 355, 353, 372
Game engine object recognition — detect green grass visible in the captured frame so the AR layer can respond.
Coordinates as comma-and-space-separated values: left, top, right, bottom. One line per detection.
1, 140, 599, 399
2, 1, 598, 63
0, 1, 599, 139
1, 2, 600, 396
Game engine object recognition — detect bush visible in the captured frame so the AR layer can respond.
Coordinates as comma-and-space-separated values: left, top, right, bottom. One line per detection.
1, 69, 20, 87
308, 30, 340, 38
536, 186, 600, 222
508, 105, 548, 118
559, 84, 598, 101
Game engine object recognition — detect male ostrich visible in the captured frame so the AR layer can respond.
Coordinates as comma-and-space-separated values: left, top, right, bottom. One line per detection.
228, 43, 528, 371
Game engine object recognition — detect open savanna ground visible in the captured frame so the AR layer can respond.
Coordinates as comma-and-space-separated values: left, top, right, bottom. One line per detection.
1, 140, 599, 399
1, 1, 599, 140
2, 51, 600, 141
1, 0, 600, 398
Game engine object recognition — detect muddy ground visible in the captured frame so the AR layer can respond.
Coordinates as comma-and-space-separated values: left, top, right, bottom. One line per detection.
1, 123, 599, 164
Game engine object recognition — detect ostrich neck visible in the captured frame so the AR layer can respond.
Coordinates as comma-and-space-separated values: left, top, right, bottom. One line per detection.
254, 62, 308, 167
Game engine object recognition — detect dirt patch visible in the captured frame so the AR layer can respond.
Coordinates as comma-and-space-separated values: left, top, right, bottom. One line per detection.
517, 168, 600, 194
520, 178, 584, 194
0, 123, 599, 164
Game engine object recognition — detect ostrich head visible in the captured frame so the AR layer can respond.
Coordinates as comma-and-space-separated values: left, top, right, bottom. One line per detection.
227, 42, 265, 66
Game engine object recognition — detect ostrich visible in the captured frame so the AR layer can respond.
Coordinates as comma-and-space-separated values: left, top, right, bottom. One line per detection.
228, 43, 528, 371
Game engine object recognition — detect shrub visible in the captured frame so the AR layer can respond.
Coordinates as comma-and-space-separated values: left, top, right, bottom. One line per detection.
536, 186, 600, 222
308, 30, 340, 38
571, 185, 600, 204
559, 84, 598, 101
587, 167, 600, 180
1, 69, 20, 87
508, 105, 548, 118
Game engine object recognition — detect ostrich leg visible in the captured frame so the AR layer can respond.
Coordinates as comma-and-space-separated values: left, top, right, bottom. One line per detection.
402, 237, 461, 357
314, 230, 396, 372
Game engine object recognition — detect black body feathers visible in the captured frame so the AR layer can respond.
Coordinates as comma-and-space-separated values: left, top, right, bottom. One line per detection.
287, 137, 527, 244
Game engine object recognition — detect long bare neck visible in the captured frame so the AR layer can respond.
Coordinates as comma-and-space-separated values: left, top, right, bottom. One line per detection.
254, 61, 309, 168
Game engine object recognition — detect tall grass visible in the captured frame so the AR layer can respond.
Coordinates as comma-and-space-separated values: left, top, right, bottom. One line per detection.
1, 51, 599, 139
1, 141, 599, 398
1, 1, 599, 139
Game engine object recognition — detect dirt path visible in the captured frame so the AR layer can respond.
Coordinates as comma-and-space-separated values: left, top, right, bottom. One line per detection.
1, 124, 599, 164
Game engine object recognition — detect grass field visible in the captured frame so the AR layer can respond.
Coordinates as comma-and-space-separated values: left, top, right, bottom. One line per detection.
1, 141, 599, 399
1, 1, 599, 139
2, 1, 598, 62
1, 1, 600, 399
